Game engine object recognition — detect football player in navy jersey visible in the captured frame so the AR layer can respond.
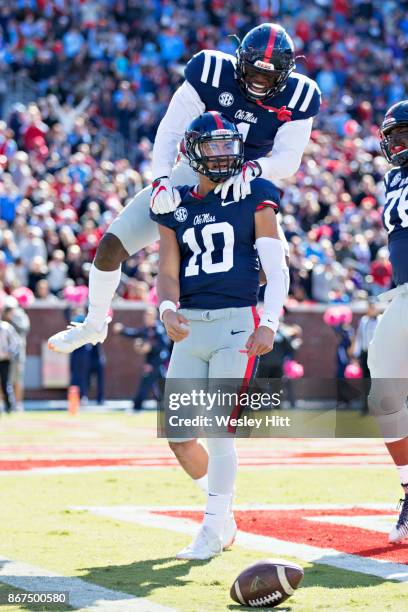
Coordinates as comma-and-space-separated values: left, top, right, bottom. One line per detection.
368, 100, 408, 543
151, 111, 288, 560
48, 22, 319, 355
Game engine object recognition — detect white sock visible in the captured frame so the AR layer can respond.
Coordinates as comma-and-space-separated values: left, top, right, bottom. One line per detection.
397, 464, 408, 488
85, 264, 121, 331
194, 474, 208, 493
206, 438, 237, 494
203, 493, 232, 539
203, 438, 237, 538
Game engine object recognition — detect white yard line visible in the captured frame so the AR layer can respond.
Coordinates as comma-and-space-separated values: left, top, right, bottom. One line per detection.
74, 502, 397, 512
74, 504, 408, 584
0, 557, 176, 612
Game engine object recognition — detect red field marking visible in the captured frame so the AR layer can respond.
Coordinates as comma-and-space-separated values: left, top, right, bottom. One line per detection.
0, 458, 177, 470
0, 452, 393, 471
159, 508, 408, 565
0, 444, 390, 471
0, 436, 393, 470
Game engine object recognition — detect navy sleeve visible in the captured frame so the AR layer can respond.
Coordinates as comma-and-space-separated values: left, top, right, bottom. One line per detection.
291, 79, 321, 120
184, 51, 205, 89
302, 84, 321, 119
252, 179, 281, 214
149, 208, 178, 230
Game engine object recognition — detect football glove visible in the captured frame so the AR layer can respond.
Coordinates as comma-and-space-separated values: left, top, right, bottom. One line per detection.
150, 176, 181, 214
214, 160, 262, 202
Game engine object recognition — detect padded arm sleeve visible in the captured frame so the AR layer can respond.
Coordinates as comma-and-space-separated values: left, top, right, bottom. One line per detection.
257, 118, 313, 180
256, 237, 290, 332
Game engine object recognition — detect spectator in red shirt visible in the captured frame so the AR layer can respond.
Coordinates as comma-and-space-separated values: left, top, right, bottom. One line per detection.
21, 105, 48, 152
370, 249, 393, 295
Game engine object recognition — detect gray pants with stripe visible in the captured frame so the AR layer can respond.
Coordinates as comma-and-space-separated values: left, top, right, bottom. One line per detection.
166, 306, 258, 442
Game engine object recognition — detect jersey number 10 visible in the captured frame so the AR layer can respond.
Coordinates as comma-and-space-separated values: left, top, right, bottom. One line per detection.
183, 222, 234, 276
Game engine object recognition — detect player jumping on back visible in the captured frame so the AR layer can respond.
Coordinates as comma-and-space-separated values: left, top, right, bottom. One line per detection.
368, 100, 408, 543
152, 111, 288, 559
48, 23, 319, 349
48, 23, 320, 500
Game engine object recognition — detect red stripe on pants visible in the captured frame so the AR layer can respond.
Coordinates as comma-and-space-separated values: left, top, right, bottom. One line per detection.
228, 306, 259, 433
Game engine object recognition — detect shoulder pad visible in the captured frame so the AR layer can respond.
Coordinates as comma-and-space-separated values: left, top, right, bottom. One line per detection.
285, 73, 321, 118
149, 207, 178, 229
185, 50, 235, 91
252, 178, 281, 209
150, 185, 191, 229
176, 185, 192, 201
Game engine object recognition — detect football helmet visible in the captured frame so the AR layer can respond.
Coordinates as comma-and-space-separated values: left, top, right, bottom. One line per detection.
183, 111, 244, 183
236, 23, 296, 102
380, 100, 408, 167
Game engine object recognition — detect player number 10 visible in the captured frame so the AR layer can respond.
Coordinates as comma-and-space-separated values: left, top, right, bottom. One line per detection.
183, 222, 234, 276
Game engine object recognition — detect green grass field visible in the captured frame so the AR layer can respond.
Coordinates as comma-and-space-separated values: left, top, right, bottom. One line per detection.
0, 412, 406, 612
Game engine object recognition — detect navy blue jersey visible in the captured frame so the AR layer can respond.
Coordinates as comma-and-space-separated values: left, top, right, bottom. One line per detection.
184, 50, 321, 161
150, 178, 280, 309
383, 166, 408, 285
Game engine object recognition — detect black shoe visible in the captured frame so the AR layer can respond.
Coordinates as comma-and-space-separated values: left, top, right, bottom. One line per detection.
389, 492, 408, 543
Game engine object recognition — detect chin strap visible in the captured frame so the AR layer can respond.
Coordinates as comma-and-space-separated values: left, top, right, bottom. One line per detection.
255, 100, 292, 122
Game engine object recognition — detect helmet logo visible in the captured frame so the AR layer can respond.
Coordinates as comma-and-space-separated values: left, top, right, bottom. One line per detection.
212, 129, 233, 135
218, 92, 234, 107
254, 60, 275, 71
174, 207, 188, 222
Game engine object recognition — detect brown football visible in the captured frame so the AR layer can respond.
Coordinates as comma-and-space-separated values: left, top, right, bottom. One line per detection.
230, 559, 304, 608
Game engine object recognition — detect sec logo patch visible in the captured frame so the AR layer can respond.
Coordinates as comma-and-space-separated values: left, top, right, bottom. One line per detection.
174, 207, 188, 222
219, 92, 234, 107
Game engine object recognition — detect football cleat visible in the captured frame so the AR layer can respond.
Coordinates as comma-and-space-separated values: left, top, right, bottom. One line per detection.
223, 513, 237, 550
47, 318, 110, 354
389, 494, 408, 543
176, 525, 222, 560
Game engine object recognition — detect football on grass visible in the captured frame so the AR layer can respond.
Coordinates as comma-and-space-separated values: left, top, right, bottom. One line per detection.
230, 559, 304, 607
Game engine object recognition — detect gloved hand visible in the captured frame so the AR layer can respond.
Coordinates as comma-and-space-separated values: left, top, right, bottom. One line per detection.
214, 160, 262, 202
150, 176, 181, 214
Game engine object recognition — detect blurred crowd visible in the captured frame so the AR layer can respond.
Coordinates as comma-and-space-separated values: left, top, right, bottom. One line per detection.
0, 0, 407, 307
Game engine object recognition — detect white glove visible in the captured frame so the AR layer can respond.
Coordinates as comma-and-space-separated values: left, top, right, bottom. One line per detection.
214, 160, 262, 202
150, 176, 181, 214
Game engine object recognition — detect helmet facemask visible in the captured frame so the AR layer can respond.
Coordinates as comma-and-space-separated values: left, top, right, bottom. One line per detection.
238, 58, 292, 101
184, 130, 244, 183
380, 124, 408, 167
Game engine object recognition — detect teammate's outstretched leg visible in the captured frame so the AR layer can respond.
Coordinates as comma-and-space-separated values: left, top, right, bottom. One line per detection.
48, 233, 128, 353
